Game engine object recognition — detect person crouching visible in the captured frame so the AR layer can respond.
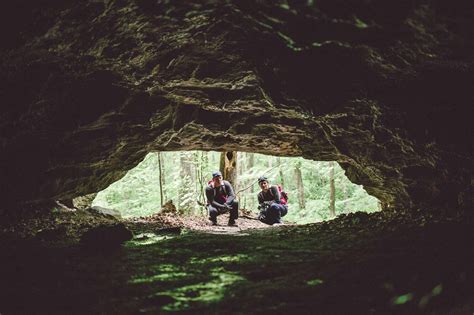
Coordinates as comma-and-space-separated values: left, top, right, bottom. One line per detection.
257, 176, 288, 225
205, 171, 239, 226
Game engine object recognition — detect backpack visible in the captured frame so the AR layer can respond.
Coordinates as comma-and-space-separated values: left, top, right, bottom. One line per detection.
270, 184, 288, 205
208, 180, 228, 202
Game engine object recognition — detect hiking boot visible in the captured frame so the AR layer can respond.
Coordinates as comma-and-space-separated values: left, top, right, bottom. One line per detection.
209, 217, 217, 226
227, 219, 238, 227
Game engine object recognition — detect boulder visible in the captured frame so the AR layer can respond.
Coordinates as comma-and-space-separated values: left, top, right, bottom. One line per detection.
86, 206, 122, 220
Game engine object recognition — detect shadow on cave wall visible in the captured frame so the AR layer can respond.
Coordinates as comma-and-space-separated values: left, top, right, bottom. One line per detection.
0, 0, 471, 220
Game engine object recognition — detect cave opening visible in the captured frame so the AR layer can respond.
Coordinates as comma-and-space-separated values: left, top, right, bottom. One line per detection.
89, 151, 380, 224
0, 0, 472, 313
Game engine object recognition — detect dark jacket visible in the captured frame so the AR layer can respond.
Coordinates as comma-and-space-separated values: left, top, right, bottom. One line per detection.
257, 185, 281, 206
205, 180, 236, 209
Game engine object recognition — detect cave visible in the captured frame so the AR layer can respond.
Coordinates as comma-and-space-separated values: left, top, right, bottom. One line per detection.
0, 0, 472, 313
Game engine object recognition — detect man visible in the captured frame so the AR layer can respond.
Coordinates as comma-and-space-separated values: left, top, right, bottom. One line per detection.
205, 171, 239, 226
257, 176, 288, 225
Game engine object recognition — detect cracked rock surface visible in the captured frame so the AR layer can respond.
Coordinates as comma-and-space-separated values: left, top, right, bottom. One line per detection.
0, 0, 472, 214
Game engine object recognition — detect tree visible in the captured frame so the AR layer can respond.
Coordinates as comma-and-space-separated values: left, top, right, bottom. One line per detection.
329, 161, 336, 217
157, 152, 165, 206
340, 179, 348, 213
220, 151, 238, 188
196, 151, 208, 207
295, 160, 305, 209
277, 157, 285, 188
179, 152, 195, 214
248, 153, 255, 194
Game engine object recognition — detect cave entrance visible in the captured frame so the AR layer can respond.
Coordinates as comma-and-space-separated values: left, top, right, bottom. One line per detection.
91, 151, 380, 224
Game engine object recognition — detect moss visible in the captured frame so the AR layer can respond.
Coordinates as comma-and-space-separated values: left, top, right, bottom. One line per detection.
306, 278, 324, 286
129, 271, 189, 284
160, 267, 245, 311
190, 254, 250, 265
392, 293, 414, 305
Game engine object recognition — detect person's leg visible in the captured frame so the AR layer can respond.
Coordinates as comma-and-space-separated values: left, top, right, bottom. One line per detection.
228, 200, 239, 225
208, 205, 218, 225
267, 204, 281, 224
280, 204, 288, 218
258, 208, 270, 224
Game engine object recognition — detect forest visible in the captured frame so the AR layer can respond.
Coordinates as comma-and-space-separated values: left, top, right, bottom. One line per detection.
93, 151, 380, 223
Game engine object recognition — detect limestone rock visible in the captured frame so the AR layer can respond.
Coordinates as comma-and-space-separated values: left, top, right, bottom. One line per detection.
86, 206, 122, 220
73, 193, 98, 210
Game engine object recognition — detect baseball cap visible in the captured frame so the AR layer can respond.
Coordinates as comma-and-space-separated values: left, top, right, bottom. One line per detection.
212, 171, 222, 178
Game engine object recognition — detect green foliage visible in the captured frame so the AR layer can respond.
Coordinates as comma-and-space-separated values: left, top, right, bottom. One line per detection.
392, 293, 414, 305
306, 278, 324, 286
93, 151, 380, 221
93, 153, 162, 217
238, 152, 380, 223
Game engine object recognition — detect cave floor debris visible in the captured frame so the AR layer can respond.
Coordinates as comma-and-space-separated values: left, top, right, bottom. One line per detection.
0, 211, 472, 314
126, 212, 285, 236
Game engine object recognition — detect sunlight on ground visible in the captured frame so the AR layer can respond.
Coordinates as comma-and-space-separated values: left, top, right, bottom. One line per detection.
190, 254, 250, 264
160, 267, 244, 311
126, 233, 175, 246
128, 249, 248, 311
306, 278, 324, 286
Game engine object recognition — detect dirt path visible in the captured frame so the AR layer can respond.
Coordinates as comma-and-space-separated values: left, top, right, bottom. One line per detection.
0, 212, 472, 314
126, 212, 292, 235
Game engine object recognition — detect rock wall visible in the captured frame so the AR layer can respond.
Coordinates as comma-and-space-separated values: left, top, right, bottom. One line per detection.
1, 0, 472, 214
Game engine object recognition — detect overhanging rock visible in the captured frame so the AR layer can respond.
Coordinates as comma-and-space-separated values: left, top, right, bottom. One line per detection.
0, 0, 472, 214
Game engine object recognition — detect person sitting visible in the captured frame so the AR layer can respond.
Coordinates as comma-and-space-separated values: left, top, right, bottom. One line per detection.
205, 171, 239, 226
257, 176, 288, 225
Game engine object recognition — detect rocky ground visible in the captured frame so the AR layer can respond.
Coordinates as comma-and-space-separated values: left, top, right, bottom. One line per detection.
0, 207, 472, 314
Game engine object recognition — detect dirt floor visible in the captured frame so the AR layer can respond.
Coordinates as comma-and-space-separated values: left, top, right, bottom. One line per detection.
0, 210, 472, 314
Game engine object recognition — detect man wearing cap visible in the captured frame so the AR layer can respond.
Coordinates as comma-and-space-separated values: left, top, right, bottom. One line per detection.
257, 176, 288, 225
205, 171, 239, 226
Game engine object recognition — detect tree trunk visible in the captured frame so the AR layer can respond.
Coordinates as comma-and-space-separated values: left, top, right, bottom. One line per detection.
329, 161, 336, 217
157, 152, 164, 206
247, 153, 255, 194
277, 157, 285, 188
220, 151, 238, 188
197, 151, 208, 208
341, 180, 348, 213
295, 161, 305, 209
179, 152, 195, 214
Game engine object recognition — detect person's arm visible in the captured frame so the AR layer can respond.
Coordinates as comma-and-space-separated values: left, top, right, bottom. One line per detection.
258, 192, 264, 206
205, 186, 225, 209
224, 181, 236, 205
270, 186, 281, 204
257, 192, 265, 209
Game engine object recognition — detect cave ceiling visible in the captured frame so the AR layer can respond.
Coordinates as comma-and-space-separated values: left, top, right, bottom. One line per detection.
0, 0, 472, 213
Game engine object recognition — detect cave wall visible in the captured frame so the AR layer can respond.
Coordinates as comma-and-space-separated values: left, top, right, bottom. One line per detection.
0, 0, 472, 213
